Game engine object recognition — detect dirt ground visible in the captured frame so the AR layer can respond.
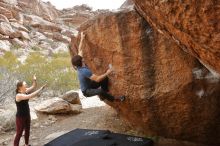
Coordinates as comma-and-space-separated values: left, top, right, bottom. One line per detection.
0, 104, 210, 146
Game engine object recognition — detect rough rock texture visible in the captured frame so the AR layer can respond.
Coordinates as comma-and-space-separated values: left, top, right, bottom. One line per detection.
57, 5, 96, 27
0, 14, 9, 22
10, 22, 29, 32
0, 22, 14, 35
0, 0, 99, 57
133, 0, 220, 75
0, 0, 17, 5
73, 9, 220, 145
22, 14, 62, 33
61, 90, 81, 105
34, 97, 82, 114
120, 0, 134, 9
18, 0, 60, 21
0, 104, 16, 131
0, 1, 21, 20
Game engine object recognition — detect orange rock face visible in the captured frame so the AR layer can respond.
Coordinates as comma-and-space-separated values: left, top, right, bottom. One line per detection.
71, 9, 220, 145
133, 0, 220, 75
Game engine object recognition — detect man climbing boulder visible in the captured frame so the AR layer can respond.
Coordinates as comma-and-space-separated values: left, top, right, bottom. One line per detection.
71, 32, 125, 102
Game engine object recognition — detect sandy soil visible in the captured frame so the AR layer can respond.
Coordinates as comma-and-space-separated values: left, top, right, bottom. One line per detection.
0, 96, 210, 146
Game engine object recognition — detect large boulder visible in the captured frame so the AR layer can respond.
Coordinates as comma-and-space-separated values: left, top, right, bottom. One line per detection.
10, 30, 30, 40
35, 97, 82, 114
11, 38, 26, 47
10, 22, 29, 32
0, 22, 14, 35
73, 9, 220, 145
133, 0, 220, 76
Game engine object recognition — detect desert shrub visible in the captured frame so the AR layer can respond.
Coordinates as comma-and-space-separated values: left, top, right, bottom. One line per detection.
31, 46, 42, 51
0, 52, 79, 104
0, 52, 21, 71
18, 52, 79, 92
11, 44, 22, 50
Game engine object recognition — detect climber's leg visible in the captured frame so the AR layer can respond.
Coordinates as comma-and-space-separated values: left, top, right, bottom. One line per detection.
99, 77, 109, 92
90, 77, 109, 92
83, 88, 125, 102
83, 88, 114, 102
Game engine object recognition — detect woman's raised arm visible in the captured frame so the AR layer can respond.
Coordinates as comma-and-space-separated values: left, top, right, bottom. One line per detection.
16, 84, 46, 102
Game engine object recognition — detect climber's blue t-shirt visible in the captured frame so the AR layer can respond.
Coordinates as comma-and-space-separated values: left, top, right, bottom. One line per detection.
77, 67, 93, 91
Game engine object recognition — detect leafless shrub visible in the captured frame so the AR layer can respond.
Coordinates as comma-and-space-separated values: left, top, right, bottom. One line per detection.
0, 68, 20, 105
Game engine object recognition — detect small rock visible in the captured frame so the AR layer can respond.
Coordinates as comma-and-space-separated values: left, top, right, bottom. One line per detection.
48, 115, 57, 122
33, 123, 40, 128
2, 141, 8, 145
61, 90, 81, 105
9, 19, 18, 22
31, 136, 37, 140
40, 125, 45, 128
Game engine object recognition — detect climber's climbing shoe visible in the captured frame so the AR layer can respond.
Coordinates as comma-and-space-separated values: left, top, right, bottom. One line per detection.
120, 96, 125, 102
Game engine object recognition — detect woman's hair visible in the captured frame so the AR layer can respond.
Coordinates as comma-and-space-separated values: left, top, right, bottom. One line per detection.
16, 81, 24, 94
71, 55, 83, 67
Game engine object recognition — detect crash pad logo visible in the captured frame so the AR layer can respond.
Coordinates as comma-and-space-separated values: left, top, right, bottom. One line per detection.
84, 131, 99, 136
127, 137, 144, 142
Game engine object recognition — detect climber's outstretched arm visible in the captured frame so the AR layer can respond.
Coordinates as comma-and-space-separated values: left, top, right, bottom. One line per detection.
78, 32, 85, 57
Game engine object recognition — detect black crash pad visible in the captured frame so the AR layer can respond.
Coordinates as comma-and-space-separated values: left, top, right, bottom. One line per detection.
44, 129, 154, 146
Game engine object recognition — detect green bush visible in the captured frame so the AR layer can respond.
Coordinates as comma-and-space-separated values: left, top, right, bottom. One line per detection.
0, 52, 79, 94
0, 52, 21, 71
11, 44, 22, 50
31, 46, 42, 51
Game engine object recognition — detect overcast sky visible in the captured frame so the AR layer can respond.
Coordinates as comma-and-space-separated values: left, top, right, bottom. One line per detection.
42, 0, 126, 10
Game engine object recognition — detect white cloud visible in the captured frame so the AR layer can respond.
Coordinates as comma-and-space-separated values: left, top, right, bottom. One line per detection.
42, 0, 126, 10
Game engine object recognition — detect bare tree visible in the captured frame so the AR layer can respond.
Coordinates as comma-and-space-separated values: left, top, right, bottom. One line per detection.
0, 68, 20, 105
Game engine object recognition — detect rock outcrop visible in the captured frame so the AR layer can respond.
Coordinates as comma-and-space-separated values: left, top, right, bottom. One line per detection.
133, 0, 220, 76
0, 0, 99, 57
73, 8, 220, 145
57, 5, 96, 27
0, 22, 14, 36
120, 0, 134, 9
18, 0, 60, 21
